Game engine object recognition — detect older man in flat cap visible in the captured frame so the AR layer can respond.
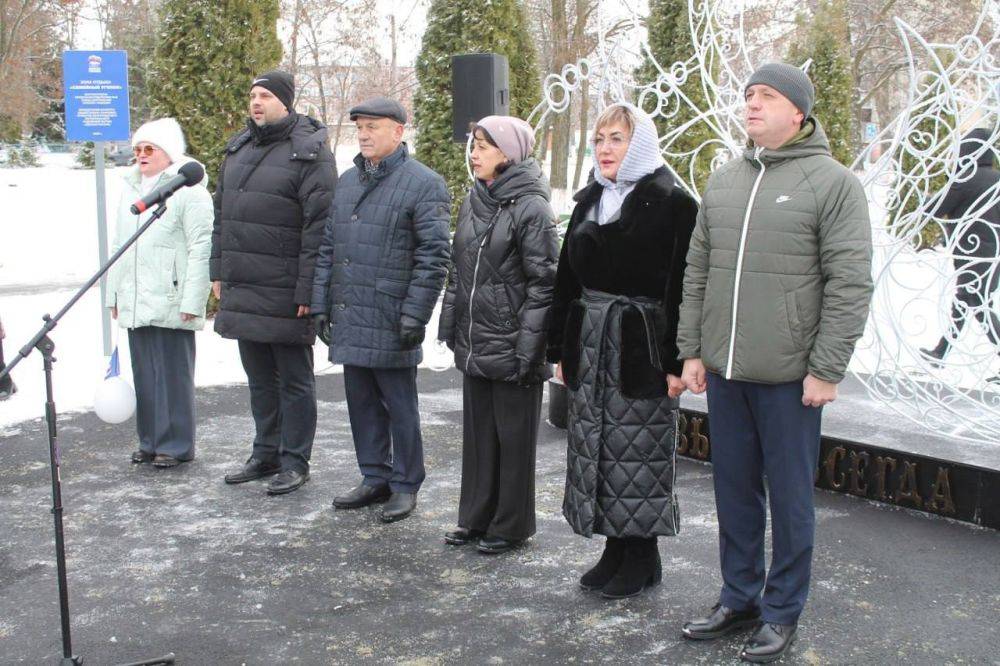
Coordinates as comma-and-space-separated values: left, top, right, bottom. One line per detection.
677, 63, 872, 662
311, 96, 450, 523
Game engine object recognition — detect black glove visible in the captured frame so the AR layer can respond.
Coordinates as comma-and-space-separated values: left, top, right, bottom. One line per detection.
312, 313, 331, 345
516, 359, 539, 386
399, 314, 426, 349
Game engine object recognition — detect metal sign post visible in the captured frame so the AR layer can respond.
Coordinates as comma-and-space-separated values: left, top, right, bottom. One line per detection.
62, 50, 131, 356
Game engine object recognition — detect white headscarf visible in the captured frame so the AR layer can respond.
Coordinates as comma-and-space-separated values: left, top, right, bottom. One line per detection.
591, 102, 663, 225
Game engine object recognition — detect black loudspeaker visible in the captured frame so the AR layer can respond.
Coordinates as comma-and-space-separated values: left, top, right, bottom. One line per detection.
451, 53, 510, 142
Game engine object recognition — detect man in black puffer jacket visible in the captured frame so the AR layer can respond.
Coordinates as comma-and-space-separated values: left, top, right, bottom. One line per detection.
211, 70, 337, 496
922, 127, 1000, 382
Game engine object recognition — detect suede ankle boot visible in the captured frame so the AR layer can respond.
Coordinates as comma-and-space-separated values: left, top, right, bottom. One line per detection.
579, 537, 626, 591
600, 537, 662, 599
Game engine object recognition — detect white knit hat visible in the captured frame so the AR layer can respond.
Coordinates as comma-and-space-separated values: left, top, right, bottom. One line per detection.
131, 117, 186, 164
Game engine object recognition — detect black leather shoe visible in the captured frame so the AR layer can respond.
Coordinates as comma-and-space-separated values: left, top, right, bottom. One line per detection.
444, 527, 484, 545
152, 454, 185, 468
477, 535, 522, 554
600, 538, 661, 599
267, 469, 309, 495
579, 537, 626, 590
740, 622, 797, 663
682, 603, 762, 640
224, 458, 281, 484
131, 450, 154, 464
380, 492, 416, 523
333, 482, 391, 509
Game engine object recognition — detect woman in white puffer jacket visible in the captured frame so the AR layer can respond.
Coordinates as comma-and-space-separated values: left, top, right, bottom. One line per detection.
106, 117, 213, 468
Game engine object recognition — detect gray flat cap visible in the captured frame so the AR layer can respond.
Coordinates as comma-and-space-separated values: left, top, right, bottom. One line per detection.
745, 62, 815, 118
349, 96, 407, 124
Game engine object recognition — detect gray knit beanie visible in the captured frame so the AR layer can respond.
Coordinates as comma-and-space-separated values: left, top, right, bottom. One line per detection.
745, 62, 815, 118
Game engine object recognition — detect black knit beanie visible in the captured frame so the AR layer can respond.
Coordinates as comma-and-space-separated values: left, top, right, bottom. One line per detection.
250, 70, 295, 111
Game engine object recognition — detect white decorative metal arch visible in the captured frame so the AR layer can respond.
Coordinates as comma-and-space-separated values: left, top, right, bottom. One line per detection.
527, 0, 1000, 445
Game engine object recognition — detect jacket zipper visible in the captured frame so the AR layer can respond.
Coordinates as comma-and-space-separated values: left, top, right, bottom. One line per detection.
131, 175, 155, 329
465, 206, 504, 373
132, 206, 140, 329
725, 146, 766, 379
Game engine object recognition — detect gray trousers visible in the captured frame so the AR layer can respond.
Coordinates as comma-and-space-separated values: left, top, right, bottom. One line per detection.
128, 326, 196, 460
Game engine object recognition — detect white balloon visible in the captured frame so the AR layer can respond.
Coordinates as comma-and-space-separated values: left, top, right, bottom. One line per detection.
94, 376, 136, 424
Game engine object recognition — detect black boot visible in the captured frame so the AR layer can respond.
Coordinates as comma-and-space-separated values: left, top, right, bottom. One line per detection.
921, 338, 949, 367
579, 537, 626, 591
600, 537, 662, 599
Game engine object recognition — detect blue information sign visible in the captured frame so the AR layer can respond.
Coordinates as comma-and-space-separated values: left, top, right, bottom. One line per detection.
63, 50, 131, 142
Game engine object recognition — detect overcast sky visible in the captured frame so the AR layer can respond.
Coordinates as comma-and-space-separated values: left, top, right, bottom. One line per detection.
69, 0, 653, 68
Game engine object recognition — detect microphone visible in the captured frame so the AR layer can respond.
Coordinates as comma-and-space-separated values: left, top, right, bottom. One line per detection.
130, 161, 206, 215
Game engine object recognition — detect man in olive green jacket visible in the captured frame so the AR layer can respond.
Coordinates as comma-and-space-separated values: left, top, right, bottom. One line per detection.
677, 63, 873, 663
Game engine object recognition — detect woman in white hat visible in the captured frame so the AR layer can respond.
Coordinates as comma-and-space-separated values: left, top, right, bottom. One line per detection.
106, 118, 213, 468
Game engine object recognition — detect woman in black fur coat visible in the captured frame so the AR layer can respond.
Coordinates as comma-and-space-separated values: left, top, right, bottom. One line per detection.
547, 102, 698, 599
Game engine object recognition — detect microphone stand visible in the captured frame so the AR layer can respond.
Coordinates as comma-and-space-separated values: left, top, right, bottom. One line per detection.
0, 202, 175, 666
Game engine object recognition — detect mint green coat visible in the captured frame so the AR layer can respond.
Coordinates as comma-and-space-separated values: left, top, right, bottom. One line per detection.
107, 161, 213, 331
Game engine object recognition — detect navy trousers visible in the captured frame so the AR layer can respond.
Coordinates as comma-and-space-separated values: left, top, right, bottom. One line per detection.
343, 365, 425, 493
128, 326, 196, 460
238, 340, 316, 474
706, 372, 823, 625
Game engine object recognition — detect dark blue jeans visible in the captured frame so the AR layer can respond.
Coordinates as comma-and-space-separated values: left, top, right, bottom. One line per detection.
706, 372, 823, 625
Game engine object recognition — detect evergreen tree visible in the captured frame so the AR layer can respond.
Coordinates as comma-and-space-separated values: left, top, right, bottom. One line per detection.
414, 0, 540, 223
76, 141, 110, 168
636, 0, 716, 194
149, 0, 281, 186
787, 0, 856, 167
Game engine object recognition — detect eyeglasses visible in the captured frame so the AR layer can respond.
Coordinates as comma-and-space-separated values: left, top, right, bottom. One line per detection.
592, 135, 627, 149
133, 144, 157, 157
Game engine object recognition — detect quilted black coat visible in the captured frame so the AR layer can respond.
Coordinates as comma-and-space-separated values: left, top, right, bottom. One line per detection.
437, 158, 559, 384
548, 167, 697, 538
549, 166, 698, 394
210, 112, 338, 345
310, 143, 451, 368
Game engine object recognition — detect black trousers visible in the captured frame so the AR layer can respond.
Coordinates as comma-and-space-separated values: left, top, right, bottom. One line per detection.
946, 256, 1000, 347
458, 375, 542, 541
128, 327, 196, 460
237, 340, 316, 473
343, 365, 425, 493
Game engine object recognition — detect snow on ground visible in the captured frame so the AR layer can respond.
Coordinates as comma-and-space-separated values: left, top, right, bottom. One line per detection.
0, 152, 452, 429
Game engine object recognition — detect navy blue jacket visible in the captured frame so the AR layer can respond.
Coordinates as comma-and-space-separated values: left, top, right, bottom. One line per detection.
311, 143, 451, 367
